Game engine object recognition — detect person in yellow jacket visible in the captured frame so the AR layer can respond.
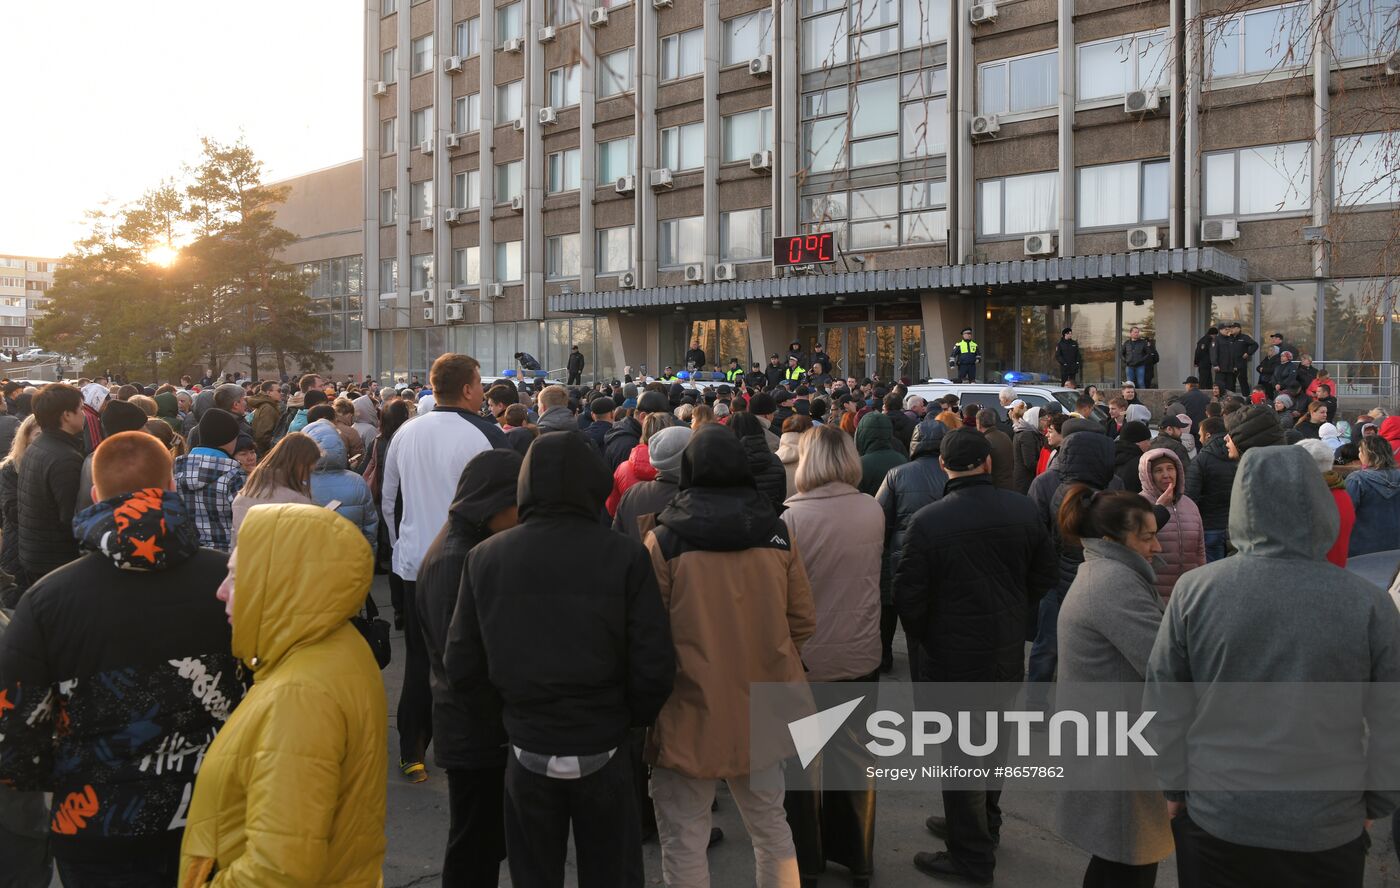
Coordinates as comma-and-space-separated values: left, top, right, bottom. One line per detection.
179, 503, 387, 888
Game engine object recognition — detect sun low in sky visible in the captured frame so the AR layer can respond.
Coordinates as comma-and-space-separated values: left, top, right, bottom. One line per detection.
0, 1, 363, 259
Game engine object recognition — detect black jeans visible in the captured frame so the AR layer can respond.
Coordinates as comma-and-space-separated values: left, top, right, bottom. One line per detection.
56, 851, 178, 888
1172, 811, 1365, 888
503, 749, 642, 888
444, 766, 507, 888
396, 577, 433, 763
1083, 855, 1158, 888
567, 371, 582, 385
941, 789, 1003, 881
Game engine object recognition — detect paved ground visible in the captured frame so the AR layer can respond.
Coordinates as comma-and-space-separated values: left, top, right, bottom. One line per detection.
370, 576, 1400, 888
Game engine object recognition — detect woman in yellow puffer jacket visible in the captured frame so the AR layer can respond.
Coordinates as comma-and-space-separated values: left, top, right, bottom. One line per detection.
179, 503, 387, 887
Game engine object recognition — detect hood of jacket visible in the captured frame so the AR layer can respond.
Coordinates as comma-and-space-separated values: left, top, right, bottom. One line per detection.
1082, 538, 1157, 587
1379, 416, 1400, 450
786, 480, 860, 504
536, 405, 577, 433
231, 503, 373, 672
659, 425, 779, 551
73, 487, 201, 571
776, 431, 802, 465
855, 412, 894, 454
910, 417, 947, 458
604, 415, 642, 448
1013, 406, 1042, 434
627, 442, 658, 481
518, 429, 611, 522
1348, 466, 1400, 500
351, 394, 378, 427
1229, 445, 1338, 560
1057, 428, 1116, 487
155, 391, 181, 420
1138, 446, 1185, 502
192, 388, 216, 421
303, 419, 349, 471
449, 448, 523, 531
246, 392, 277, 413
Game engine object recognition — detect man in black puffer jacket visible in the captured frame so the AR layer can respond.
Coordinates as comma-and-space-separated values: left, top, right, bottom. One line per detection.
17, 384, 86, 589
417, 448, 523, 888
603, 391, 669, 470
1186, 417, 1236, 563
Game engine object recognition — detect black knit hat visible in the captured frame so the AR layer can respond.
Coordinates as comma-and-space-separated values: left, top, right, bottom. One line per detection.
198, 408, 241, 449
101, 399, 149, 436
748, 393, 776, 415
1225, 404, 1285, 453
1120, 421, 1152, 444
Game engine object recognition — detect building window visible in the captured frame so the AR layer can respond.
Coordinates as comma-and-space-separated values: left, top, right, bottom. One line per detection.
851, 0, 900, 60
846, 187, 899, 249
1206, 2, 1311, 79
546, 233, 581, 278
301, 256, 363, 352
901, 182, 949, 244
496, 2, 523, 44
496, 80, 523, 124
1335, 132, 1400, 207
660, 122, 704, 171
410, 106, 434, 144
383, 0, 397, 15
1077, 159, 1169, 228
659, 217, 704, 267
722, 108, 774, 163
495, 161, 523, 202
453, 93, 480, 133
597, 49, 634, 97
979, 50, 1058, 115
661, 29, 704, 80
720, 208, 772, 261
379, 187, 397, 221
1335, 0, 1399, 61
452, 170, 480, 208
547, 148, 582, 192
803, 10, 849, 71
495, 241, 523, 282
598, 137, 634, 182
550, 0, 580, 25
380, 48, 397, 84
902, 0, 948, 46
1077, 30, 1169, 101
410, 180, 434, 218
977, 171, 1059, 237
724, 10, 774, 65
902, 97, 948, 159
409, 254, 434, 290
454, 246, 480, 286
1204, 141, 1312, 217
548, 64, 581, 108
411, 34, 434, 75
597, 226, 634, 274
380, 258, 398, 293
380, 117, 397, 153
849, 77, 899, 167
456, 17, 481, 56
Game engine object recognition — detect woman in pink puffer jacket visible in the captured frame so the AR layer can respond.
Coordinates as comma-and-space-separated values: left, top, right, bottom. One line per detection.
1138, 447, 1205, 600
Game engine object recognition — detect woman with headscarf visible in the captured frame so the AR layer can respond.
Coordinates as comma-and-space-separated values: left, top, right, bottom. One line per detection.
1137, 447, 1204, 600
1011, 406, 1045, 495
79, 381, 109, 452
1319, 422, 1345, 454
351, 394, 379, 455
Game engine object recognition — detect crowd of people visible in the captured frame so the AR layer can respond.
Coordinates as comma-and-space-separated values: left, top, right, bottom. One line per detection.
0, 340, 1396, 888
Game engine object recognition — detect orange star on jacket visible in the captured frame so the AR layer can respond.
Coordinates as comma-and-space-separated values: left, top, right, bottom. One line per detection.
128, 535, 163, 565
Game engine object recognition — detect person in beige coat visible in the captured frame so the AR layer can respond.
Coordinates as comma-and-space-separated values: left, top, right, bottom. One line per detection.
228, 433, 319, 549
776, 414, 813, 500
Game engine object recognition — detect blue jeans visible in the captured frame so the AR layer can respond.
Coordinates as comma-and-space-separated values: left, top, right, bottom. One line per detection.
1204, 529, 1230, 563
1126, 365, 1148, 388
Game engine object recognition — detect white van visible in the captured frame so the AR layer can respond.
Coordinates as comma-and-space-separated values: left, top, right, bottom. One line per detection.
907, 380, 1108, 422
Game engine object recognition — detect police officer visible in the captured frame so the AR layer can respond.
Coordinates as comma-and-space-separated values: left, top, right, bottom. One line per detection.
725, 358, 744, 382
1053, 328, 1082, 387
765, 354, 786, 389
746, 361, 769, 390
659, 365, 677, 382
949, 328, 981, 383
784, 354, 806, 384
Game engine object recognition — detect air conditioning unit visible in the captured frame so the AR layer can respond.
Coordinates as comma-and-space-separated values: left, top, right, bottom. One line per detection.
1124, 88, 1161, 113
419, 137, 435, 155
615, 175, 636, 194
1127, 226, 1161, 250
1384, 49, 1400, 76
538, 106, 559, 125
970, 1, 997, 23
445, 207, 466, 224
588, 6, 609, 26
510, 194, 525, 212
421, 288, 436, 303
422, 306, 435, 322
750, 150, 773, 172
653, 0, 673, 7
419, 215, 435, 231
446, 303, 466, 321
504, 36, 524, 53
538, 25, 557, 42
970, 114, 1000, 138
683, 263, 705, 283
1201, 218, 1240, 242
713, 262, 737, 281
377, 291, 397, 301
618, 270, 637, 288
446, 133, 462, 150
651, 168, 674, 189
444, 55, 464, 73
749, 54, 772, 76
511, 117, 525, 132
1023, 232, 1056, 256
373, 81, 389, 96
490, 283, 505, 298
411, 288, 429, 301
450, 286, 471, 301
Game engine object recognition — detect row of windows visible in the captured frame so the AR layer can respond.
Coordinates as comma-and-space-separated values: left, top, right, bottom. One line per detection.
0, 260, 58, 273
804, 69, 948, 173
299, 257, 365, 353
802, 0, 948, 72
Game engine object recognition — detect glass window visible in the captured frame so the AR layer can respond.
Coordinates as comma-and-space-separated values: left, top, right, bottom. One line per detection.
547, 148, 581, 192
851, 136, 898, 167
1141, 160, 1170, 221
979, 50, 1058, 115
411, 34, 434, 74
659, 216, 704, 267
410, 106, 434, 143
902, 97, 947, 158
722, 108, 774, 162
380, 48, 397, 83
496, 80, 523, 123
380, 258, 397, 293
660, 122, 705, 171
1323, 279, 1384, 362
661, 29, 704, 80
978, 171, 1058, 236
803, 11, 849, 71
1335, 0, 1400, 61
1260, 281, 1317, 359
495, 241, 522, 282
495, 161, 522, 201
902, 0, 948, 46
1335, 132, 1400, 207
902, 180, 948, 244
452, 170, 480, 208
804, 87, 849, 117
597, 226, 634, 274
1077, 30, 1170, 101
803, 192, 849, 223
598, 137, 634, 182
720, 208, 773, 261
550, 0, 580, 24
723, 10, 774, 65
379, 187, 397, 220
454, 246, 481, 286
598, 49, 635, 97
1204, 141, 1312, 217
383, 0, 397, 14
410, 179, 433, 217
410, 253, 434, 290
453, 93, 480, 133
1207, 2, 1311, 78
546, 234, 581, 278
852, 78, 898, 139
496, 2, 523, 43
456, 17, 481, 56
548, 64, 581, 107
1077, 159, 1169, 228
804, 117, 848, 172
849, 187, 899, 249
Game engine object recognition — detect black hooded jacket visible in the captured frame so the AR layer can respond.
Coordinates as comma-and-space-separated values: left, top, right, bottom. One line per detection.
1185, 434, 1237, 532
444, 432, 675, 755
1048, 430, 1119, 601
876, 421, 948, 576
603, 416, 643, 469
416, 449, 522, 771
654, 426, 784, 554
17, 428, 85, 583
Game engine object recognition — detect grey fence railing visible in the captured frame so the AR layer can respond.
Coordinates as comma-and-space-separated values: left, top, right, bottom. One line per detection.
1317, 360, 1400, 412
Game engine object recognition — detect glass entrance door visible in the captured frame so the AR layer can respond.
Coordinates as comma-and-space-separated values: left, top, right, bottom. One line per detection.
819, 325, 869, 381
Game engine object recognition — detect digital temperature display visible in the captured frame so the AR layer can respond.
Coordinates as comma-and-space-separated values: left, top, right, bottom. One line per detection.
773, 232, 836, 268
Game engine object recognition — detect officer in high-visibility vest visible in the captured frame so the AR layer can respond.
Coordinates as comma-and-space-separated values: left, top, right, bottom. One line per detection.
725, 358, 743, 382
949, 327, 981, 382
659, 365, 677, 382
784, 354, 806, 383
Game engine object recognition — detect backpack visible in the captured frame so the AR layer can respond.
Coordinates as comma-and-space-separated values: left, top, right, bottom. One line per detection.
270, 404, 297, 445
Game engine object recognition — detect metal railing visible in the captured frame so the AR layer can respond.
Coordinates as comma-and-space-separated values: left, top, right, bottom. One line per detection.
1314, 361, 1400, 412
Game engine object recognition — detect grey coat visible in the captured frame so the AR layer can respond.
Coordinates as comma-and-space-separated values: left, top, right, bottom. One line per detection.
1055, 539, 1172, 865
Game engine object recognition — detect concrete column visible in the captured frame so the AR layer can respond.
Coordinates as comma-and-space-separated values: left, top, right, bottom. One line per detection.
1151, 279, 1194, 386
479, 4, 497, 325
395, 4, 411, 329
953, 5, 975, 261
776, 0, 798, 247
920, 292, 970, 378
434, 0, 452, 320
638, 0, 659, 286
703, 0, 721, 270
364, 0, 381, 354
1056, 0, 1075, 256
607, 313, 657, 375
1183, 0, 1201, 248
525, 0, 545, 318
580, 13, 598, 292
745, 303, 796, 365
1168, 0, 1182, 248
1310, 0, 1331, 280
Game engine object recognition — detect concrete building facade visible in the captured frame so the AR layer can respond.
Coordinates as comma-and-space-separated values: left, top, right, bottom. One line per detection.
363, 0, 1400, 389
0, 255, 60, 351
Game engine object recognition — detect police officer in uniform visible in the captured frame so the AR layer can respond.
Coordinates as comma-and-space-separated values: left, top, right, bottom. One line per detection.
949, 328, 981, 383
784, 354, 806, 385
725, 358, 744, 382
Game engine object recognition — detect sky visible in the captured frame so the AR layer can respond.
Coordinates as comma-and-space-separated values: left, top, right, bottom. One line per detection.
0, 1, 363, 259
